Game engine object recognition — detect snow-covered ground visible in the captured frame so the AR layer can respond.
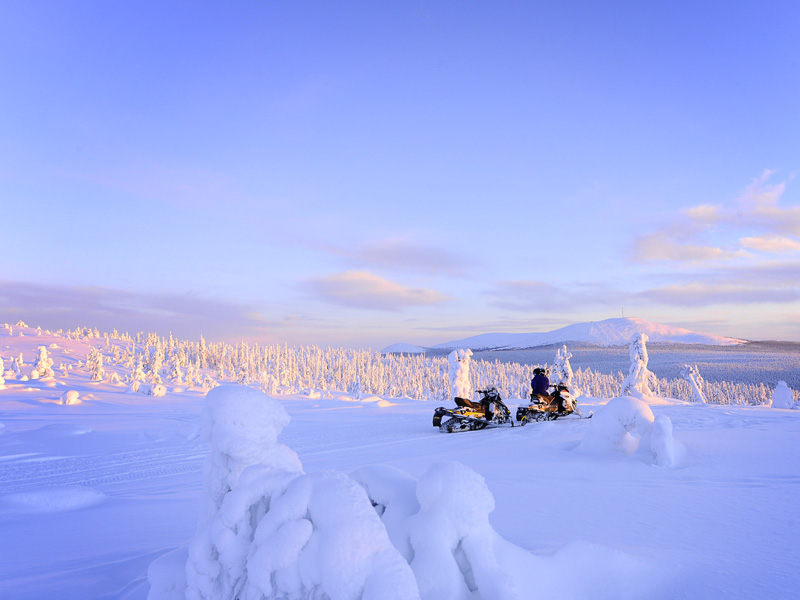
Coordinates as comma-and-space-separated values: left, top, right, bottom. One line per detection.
1, 326, 798, 599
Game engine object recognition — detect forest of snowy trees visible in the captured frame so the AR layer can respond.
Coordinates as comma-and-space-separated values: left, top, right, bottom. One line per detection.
4, 322, 786, 407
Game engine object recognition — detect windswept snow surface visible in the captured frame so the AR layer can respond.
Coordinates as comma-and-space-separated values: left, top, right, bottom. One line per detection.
431, 317, 746, 350
0, 326, 798, 599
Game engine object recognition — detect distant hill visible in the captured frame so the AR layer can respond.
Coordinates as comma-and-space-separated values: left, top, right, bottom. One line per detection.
427, 318, 746, 350
381, 343, 427, 354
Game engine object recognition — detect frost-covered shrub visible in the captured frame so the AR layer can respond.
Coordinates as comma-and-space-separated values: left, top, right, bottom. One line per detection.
772, 381, 794, 409
679, 364, 707, 404
448, 349, 473, 400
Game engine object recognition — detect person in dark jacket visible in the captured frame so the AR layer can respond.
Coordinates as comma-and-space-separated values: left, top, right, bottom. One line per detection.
531, 367, 550, 397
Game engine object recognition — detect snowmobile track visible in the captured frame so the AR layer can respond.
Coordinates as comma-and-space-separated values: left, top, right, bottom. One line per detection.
0, 444, 206, 495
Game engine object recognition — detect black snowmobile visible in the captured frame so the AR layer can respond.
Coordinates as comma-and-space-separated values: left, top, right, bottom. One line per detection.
516, 383, 591, 424
433, 387, 514, 433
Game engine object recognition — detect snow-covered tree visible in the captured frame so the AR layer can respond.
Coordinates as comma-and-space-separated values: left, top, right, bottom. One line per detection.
551, 345, 574, 388
771, 381, 794, 409
621, 333, 654, 396
680, 364, 707, 404
87, 348, 105, 381
167, 355, 184, 385
148, 343, 165, 380
448, 349, 473, 400
131, 353, 146, 384
32, 345, 55, 378
11, 354, 22, 378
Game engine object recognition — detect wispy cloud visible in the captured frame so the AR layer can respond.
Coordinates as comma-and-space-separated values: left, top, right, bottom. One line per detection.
315, 238, 473, 276
639, 282, 800, 306
301, 271, 449, 311
488, 280, 622, 312
631, 170, 799, 264
633, 232, 748, 262
0, 280, 272, 341
487, 259, 800, 313
739, 235, 800, 253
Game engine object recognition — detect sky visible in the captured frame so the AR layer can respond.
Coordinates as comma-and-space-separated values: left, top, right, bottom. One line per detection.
1, 0, 799, 348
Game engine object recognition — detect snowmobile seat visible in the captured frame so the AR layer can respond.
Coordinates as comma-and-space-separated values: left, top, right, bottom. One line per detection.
455, 397, 494, 420
455, 397, 484, 411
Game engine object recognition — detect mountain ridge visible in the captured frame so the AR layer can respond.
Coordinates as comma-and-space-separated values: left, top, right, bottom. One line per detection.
383, 318, 746, 353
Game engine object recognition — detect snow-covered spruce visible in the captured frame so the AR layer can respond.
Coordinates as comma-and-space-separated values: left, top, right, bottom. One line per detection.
32, 345, 55, 379
87, 347, 105, 381
621, 333, 655, 397
448, 349, 473, 400
771, 381, 794, 409
551, 344, 575, 390
680, 364, 708, 404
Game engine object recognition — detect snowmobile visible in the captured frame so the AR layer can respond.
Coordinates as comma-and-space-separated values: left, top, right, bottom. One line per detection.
432, 387, 514, 433
515, 383, 592, 424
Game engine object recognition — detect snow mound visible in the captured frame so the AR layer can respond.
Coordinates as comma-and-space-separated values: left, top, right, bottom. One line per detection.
408, 461, 523, 600
147, 548, 188, 600
352, 465, 421, 562
140, 383, 167, 397
1, 485, 107, 513
355, 462, 537, 600
61, 390, 81, 405
580, 396, 685, 467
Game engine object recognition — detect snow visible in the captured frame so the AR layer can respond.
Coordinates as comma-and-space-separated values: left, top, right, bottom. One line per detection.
0, 324, 799, 599
0, 485, 108, 513
430, 317, 746, 350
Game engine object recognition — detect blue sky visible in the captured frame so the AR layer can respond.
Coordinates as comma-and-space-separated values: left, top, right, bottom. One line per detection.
1, 1, 799, 347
